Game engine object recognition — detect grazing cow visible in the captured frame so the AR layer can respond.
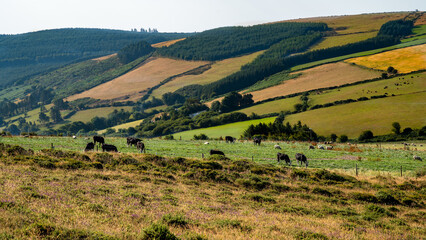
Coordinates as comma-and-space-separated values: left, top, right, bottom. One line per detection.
127, 137, 141, 147
295, 153, 308, 167
274, 145, 281, 150
413, 155, 422, 161
93, 136, 104, 146
253, 137, 261, 146
326, 146, 333, 150
277, 153, 291, 166
309, 145, 315, 150
317, 145, 325, 150
72, 135, 76, 139
225, 136, 235, 143
84, 142, 95, 152
136, 141, 145, 153
210, 149, 225, 156
102, 143, 118, 152
204, 142, 209, 145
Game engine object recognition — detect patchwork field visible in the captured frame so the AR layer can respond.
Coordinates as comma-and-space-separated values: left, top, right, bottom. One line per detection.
286, 92, 426, 138
309, 72, 426, 106
247, 62, 381, 102
98, 119, 144, 134
310, 32, 378, 51
345, 44, 426, 73
67, 57, 208, 102
150, 51, 264, 99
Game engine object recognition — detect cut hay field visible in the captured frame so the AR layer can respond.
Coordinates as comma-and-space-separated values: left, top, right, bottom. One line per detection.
151, 38, 186, 48
67, 106, 133, 122
1, 140, 424, 240
150, 51, 263, 99
173, 117, 276, 140
235, 96, 301, 116
67, 57, 208, 102
309, 72, 426, 106
92, 53, 117, 61
345, 44, 426, 74
247, 62, 381, 102
286, 92, 426, 138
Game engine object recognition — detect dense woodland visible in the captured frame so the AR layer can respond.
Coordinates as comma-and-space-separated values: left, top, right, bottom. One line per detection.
158, 22, 328, 61
0, 28, 191, 87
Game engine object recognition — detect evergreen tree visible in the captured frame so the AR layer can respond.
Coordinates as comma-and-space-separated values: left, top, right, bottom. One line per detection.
50, 106, 63, 123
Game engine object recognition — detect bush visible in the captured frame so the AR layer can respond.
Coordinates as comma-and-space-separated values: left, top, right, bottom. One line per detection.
359, 130, 374, 141
294, 230, 329, 240
290, 169, 309, 179
376, 191, 400, 205
312, 187, 332, 197
350, 192, 378, 203
243, 193, 276, 203
161, 213, 189, 228
193, 133, 208, 140
141, 223, 178, 240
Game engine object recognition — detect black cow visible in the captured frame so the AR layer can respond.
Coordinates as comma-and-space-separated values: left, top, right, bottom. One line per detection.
277, 153, 291, 166
253, 137, 261, 146
295, 153, 308, 167
309, 145, 315, 150
225, 136, 235, 143
93, 136, 104, 146
127, 137, 142, 147
84, 142, 94, 152
102, 143, 118, 152
210, 149, 225, 156
137, 141, 145, 153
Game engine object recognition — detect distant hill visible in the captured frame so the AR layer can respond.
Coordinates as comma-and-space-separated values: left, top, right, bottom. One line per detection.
0, 28, 192, 86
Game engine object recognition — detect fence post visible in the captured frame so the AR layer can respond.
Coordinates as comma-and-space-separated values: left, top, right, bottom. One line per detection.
400, 166, 403, 177
202, 153, 204, 159
252, 156, 253, 161
356, 164, 358, 176
51, 143, 54, 149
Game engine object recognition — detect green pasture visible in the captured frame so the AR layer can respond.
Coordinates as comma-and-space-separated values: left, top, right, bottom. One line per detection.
1, 136, 424, 175
309, 72, 426, 106
173, 117, 276, 140
286, 92, 426, 138
235, 96, 300, 115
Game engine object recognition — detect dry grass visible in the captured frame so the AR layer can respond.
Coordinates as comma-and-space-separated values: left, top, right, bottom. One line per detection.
150, 51, 264, 98
152, 38, 186, 48
345, 44, 426, 74
92, 53, 117, 61
246, 62, 381, 102
310, 32, 378, 51
0, 147, 424, 240
67, 57, 208, 102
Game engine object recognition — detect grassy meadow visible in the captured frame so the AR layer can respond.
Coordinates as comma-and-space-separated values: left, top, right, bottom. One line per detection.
234, 96, 300, 116
67, 106, 134, 123
0, 136, 425, 239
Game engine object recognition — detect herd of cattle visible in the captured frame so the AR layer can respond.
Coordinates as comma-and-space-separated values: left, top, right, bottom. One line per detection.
84, 136, 145, 153
81, 135, 421, 167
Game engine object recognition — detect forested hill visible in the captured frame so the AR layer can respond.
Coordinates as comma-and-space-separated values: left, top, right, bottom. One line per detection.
0, 28, 192, 87
157, 22, 329, 61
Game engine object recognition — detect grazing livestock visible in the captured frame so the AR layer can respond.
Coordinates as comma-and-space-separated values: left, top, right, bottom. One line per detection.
277, 153, 291, 166
210, 149, 225, 156
295, 153, 308, 167
204, 142, 209, 145
72, 135, 76, 139
225, 136, 235, 143
326, 146, 333, 150
127, 137, 141, 147
413, 155, 422, 161
253, 137, 261, 146
102, 143, 118, 152
317, 145, 325, 150
136, 141, 145, 153
274, 145, 281, 150
309, 145, 315, 150
84, 142, 95, 152
93, 136, 104, 146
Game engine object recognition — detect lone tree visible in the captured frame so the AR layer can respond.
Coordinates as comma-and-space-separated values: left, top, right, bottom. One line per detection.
359, 130, 374, 141
391, 122, 401, 135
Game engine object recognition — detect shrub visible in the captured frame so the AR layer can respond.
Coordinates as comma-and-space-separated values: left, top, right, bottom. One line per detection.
294, 230, 329, 240
364, 204, 394, 220
312, 169, 355, 183
161, 213, 189, 228
376, 191, 400, 205
291, 169, 309, 179
312, 187, 332, 197
93, 153, 114, 164
193, 133, 208, 140
190, 161, 223, 170
243, 193, 276, 203
350, 192, 378, 203
141, 223, 178, 240
6, 145, 33, 156
359, 130, 374, 141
